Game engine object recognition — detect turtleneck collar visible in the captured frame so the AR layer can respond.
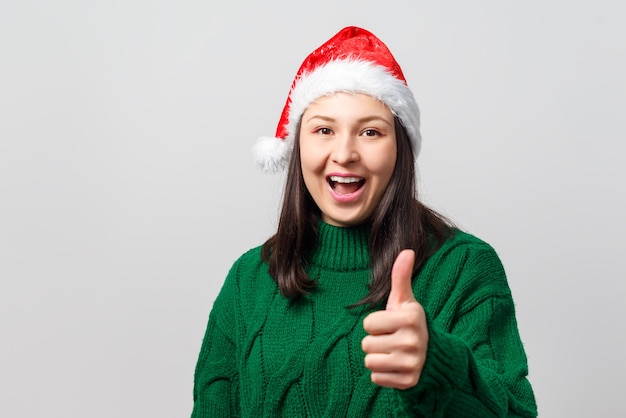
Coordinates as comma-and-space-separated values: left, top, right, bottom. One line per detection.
309, 221, 371, 271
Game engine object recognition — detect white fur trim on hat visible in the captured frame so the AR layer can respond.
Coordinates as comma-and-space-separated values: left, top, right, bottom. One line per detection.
253, 60, 421, 173
286, 59, 421, 153
252, 135, 293, 173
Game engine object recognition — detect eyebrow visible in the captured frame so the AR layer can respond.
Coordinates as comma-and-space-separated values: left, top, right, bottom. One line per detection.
304, 115, 393, 126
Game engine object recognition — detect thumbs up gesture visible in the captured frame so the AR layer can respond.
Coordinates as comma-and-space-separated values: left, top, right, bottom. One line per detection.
362, 249, 429, 390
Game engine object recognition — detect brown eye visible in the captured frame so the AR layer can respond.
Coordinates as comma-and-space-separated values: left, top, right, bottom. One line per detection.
316, 127, 332, 135
363, 129, 381, 137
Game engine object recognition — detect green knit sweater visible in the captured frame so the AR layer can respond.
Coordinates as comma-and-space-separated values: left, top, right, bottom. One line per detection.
191, 223, 537, 417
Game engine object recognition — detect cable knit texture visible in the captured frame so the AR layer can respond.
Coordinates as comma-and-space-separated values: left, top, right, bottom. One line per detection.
191, 223, 537, 417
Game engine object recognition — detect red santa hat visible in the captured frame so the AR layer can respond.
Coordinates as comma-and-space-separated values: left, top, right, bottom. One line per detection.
253, 26, 421, 173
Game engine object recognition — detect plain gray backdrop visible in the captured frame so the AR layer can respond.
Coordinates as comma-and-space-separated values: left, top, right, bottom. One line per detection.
1, 1, 624, 417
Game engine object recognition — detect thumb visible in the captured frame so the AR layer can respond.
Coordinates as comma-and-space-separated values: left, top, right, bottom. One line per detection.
386, 249, 416, 310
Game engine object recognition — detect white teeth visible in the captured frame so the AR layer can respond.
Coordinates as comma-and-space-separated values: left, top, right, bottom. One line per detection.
329, 176, 363, 183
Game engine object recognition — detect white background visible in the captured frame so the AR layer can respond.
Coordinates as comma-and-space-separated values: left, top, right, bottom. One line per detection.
1, 1, 624, 417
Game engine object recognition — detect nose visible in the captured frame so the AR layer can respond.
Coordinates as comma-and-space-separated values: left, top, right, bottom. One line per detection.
331, 133, 359, 165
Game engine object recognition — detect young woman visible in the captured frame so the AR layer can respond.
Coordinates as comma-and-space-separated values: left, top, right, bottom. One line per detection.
191, 26, 537, 417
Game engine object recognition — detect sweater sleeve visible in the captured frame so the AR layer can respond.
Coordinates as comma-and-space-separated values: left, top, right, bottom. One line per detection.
395, 243, 537, 417
191, 263, 241, 418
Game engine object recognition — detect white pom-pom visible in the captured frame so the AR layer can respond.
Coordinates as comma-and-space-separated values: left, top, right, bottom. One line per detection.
252, 136, 292, 173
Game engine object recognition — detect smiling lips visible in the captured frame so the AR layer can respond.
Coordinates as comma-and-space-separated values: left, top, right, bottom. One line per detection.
327, 175, 365, 202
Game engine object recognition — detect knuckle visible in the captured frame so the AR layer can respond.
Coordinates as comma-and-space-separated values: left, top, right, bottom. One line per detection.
399, 355, 419, 371
402, 310, 421, 326
402, 334, 420, 350
399, 373, 419, 389
407, 374, 419, 388
395, 332, 420, 352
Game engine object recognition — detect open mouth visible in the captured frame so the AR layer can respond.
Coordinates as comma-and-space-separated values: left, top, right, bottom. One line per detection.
328, 175, 365, 195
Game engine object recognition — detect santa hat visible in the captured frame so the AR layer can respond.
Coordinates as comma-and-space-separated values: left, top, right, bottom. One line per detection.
252, 26, 421, 173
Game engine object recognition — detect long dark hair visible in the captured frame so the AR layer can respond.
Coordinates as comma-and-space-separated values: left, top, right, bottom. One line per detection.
261, 117, 453, 308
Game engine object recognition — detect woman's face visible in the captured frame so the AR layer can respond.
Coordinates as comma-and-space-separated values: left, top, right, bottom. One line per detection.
299, 93, 397, 227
